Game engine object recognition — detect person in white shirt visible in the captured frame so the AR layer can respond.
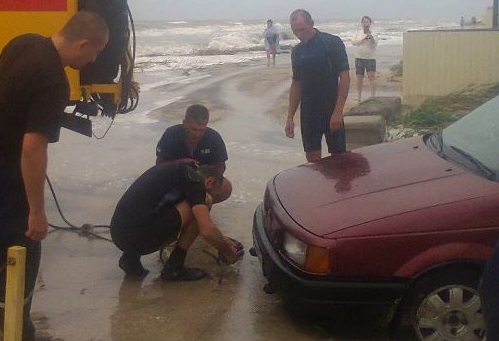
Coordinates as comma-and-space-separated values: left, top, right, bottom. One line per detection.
352, 16, 378, 103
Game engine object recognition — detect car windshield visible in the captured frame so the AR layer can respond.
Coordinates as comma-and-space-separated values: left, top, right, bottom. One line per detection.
427, 95, 499, 181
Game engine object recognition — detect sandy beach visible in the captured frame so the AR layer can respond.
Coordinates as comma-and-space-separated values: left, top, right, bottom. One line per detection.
32, 43, 403, 341
148, 43, 403, 127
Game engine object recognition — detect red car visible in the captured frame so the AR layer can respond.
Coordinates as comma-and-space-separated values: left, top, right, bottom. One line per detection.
251, 95, 499, 340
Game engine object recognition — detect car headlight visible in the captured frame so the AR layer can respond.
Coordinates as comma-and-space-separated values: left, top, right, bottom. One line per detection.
283, 232, 307, 266
283, 233, 330, 274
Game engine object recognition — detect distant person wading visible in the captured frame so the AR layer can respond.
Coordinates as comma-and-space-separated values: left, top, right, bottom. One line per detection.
263, 19, 279, 67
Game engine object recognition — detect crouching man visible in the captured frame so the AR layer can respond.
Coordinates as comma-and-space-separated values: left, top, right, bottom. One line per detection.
110, 163, 241, 280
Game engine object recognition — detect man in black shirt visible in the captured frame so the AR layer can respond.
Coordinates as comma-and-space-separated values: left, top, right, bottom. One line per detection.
285, 9, 350, 163
110, 164, 240, 280
0, 11, 109, 340
156, 104, 232, 203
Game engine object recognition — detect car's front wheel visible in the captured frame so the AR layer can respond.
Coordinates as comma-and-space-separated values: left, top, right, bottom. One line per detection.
396, 266, 485, 341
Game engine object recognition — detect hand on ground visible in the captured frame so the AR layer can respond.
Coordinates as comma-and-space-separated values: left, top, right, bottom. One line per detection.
219, 237, 244, 265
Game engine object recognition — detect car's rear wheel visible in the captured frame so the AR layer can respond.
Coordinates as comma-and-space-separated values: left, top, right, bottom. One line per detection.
396, 266, 485, 341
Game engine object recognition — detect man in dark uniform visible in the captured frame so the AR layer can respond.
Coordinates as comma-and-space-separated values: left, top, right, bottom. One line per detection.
480, 239, 499, 340
156, 104, 232, 203
285, 9, 350, 163
110, 164, 241, 280
0, 11, 109, 340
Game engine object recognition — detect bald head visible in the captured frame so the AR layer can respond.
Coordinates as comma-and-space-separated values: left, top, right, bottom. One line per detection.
290, 9, 315, 43
290, 9, 313, 24
60, 11, 109, 45
54, 11, 109, 69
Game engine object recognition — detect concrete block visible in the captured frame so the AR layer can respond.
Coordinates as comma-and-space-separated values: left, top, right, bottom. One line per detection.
345, 115, 386, 149
347, 97, 402, 122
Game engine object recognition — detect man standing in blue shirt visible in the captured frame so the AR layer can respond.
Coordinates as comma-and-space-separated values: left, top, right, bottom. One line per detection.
285, 9, 350, 163
156, 104, 232, 203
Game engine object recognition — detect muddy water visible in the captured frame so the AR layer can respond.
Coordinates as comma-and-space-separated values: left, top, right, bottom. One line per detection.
34, 61, 392, 340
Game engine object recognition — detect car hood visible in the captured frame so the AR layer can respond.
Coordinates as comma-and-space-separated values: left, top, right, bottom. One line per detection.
273, 136, 495, 237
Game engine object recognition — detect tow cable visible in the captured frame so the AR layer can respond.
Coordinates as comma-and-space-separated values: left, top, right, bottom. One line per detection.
46, 177, 239, 282
46, 175, 112, 242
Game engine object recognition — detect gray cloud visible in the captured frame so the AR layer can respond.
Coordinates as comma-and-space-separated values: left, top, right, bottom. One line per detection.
128, 0, 492, 21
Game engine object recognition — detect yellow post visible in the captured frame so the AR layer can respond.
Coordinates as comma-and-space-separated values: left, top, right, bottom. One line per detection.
3, 246, 26, 341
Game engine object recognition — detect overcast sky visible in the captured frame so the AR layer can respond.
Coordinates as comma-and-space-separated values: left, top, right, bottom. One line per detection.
128, 0, 492, 21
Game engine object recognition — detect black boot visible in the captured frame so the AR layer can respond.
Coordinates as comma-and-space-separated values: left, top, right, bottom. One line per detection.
160, 263, 207, 281
160, 246, 206, 281
119, 251, 149, 278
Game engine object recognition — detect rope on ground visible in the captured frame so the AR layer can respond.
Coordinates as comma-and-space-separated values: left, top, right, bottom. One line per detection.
46, 175, 112, 242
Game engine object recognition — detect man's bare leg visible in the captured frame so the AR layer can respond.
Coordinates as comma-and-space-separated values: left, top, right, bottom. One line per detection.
367, 71, 376, 97
356, 74, 364, 103
160, 199, 212, 281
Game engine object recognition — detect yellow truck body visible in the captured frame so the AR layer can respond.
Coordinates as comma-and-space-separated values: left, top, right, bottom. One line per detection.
0, 0, 81, 101
0, 0, 136, 131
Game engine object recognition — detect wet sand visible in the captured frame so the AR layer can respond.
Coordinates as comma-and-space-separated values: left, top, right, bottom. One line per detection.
148, 44, 403, 127
32, 44, 402, 341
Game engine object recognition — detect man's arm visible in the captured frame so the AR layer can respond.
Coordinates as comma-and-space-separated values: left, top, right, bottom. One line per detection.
21, 132, 49, 241
351, 31, 365, 45
369, 32, 379, 47
330, 70, 350, 131
285, 79, 301, 138
191, 204, 237, 263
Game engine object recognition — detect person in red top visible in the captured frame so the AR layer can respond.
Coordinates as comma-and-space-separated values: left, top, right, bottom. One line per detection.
0, 11, 109, 340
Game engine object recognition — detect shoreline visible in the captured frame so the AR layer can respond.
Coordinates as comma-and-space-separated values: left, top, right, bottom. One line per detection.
147, 43, 403, 127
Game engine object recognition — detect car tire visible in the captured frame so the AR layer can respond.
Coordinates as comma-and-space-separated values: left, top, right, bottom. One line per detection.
395, 266, 485, 341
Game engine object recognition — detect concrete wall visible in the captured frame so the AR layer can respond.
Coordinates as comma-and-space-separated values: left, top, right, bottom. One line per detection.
484, 6, 494, 28
402, 29, 499, 105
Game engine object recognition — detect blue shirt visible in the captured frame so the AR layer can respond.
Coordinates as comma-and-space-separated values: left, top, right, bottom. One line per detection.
291, 29, 349, 124
156, 124, 228, 165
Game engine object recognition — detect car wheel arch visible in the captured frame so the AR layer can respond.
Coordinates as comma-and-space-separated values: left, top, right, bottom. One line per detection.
393, 241, 491, 278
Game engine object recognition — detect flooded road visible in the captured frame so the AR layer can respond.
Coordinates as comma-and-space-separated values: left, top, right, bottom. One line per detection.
34, 60, 394, 341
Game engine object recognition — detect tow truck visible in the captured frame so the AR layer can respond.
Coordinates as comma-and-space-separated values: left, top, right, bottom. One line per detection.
0, 0, 139, 136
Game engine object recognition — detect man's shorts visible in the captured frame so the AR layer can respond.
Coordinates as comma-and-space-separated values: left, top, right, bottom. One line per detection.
266, 44, 277, 53
301, 121, 346, 154
355, 58, 376, 76
110, 207, 182, 255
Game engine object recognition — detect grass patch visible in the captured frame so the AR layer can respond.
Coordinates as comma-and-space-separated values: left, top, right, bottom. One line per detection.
403, 82, 499, 130
403, 100, 457, 129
